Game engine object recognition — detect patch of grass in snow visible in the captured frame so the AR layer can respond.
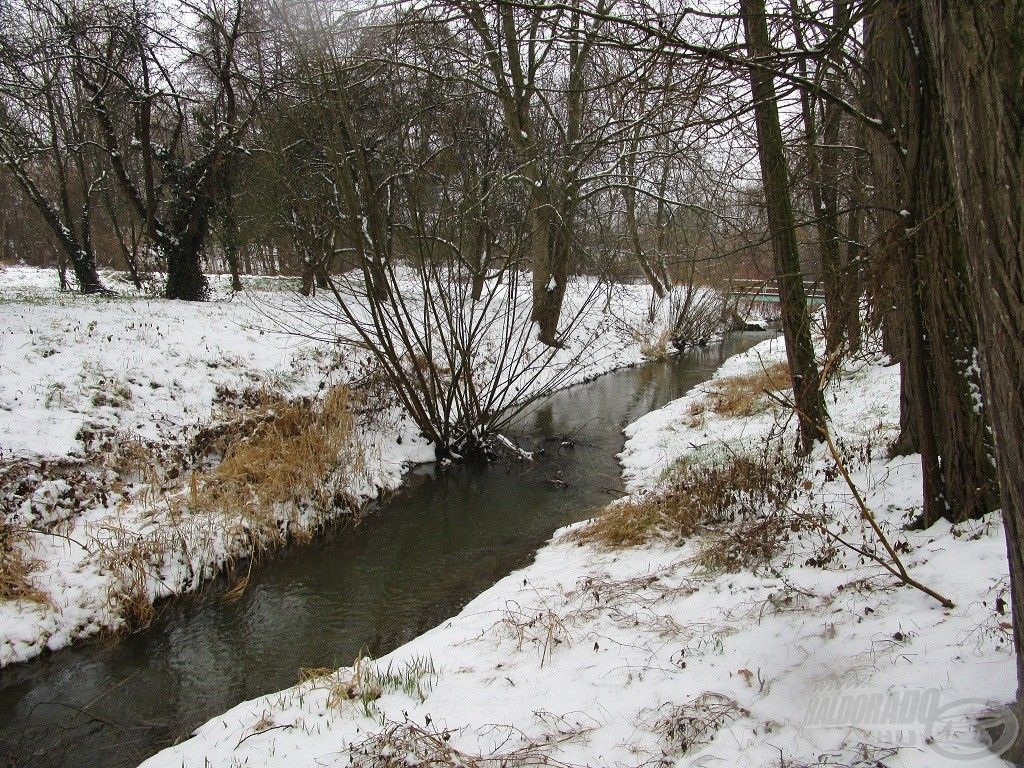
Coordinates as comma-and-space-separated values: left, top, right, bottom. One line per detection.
0, 520, 48, 604
349, 715, 588, 768
94, 520, 171, 630
74, 384, 365, 632
89, 375, 134, 408
574, 448, 798, 557
189, 384, 363, 540
686, 360, 790, 424
300, 653, 437, 718
649, 692, 749, 757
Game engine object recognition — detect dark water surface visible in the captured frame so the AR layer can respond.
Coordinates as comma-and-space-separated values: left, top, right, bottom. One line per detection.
0, 333, 770, 768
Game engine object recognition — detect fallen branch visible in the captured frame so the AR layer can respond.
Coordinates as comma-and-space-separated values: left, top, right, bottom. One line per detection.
764, 388, 954, 609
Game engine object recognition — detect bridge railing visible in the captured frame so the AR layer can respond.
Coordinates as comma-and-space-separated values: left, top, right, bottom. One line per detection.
726, 278, 827, 303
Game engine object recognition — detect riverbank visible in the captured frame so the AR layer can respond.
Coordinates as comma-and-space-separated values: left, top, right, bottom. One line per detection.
141, 335, 1015, 768
0, 267, 669, 668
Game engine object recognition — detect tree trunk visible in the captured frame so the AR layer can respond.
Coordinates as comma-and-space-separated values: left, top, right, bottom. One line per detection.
843, 147, 864, 352
740, 0, 828, 453
790, 0, 849, 355
529, 187, 572, 347
222, 179, 243, 293
165, 244, 209, 301
300, 256, 315, 297
920, 0, 1024, 703
471, 271, 485, 302
865, 1, 997, 524
163, 189, 211, 301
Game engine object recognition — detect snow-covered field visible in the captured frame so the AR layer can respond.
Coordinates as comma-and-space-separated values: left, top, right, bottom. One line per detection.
0, 265, 668, 667
139, 335, 1015, 768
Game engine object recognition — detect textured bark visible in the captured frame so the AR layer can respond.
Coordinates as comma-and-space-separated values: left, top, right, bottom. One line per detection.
920, 0, 1024, 700
221, 168, 243, 293
741, 0, 827, 453
865, 1, 997, 524
163, 162, 213, 301
843, 155, 864, 352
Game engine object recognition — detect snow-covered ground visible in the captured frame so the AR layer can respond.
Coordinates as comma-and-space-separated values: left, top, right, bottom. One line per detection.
139, 335, 1015, 768
0, 265, 672, 667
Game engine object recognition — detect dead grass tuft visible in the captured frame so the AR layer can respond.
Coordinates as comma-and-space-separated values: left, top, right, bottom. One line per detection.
652, 691, 750, 756
189, 385, 362, 537
0, 521, 48, 604
574, 449, 797, 551
695, 513, 793, 574
688, 361, 790, 423
300, 652, 436, 716
93, 521, 174, 630
350, 718, 586, 768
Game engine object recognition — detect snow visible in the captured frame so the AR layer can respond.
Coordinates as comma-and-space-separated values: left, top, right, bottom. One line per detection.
138, 335, 1016, 768
0, 266, 675, 667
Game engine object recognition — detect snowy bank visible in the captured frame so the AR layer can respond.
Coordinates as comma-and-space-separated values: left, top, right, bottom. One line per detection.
0, 266, 670, 666
139, 335, 1015, 768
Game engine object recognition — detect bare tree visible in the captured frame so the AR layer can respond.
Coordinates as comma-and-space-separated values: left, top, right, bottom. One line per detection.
0, 0, 106, 293
71, 0, 254, 300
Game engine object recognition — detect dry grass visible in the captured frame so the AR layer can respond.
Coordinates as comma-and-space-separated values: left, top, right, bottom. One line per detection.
0, 521, 48, 604
688, 361, 790, 423
299, 653, 437, 716
652, 692, 750, 756
66, 384, 363, 632
640, 326, 675, 360
574, 449, 799, 574
350, 718, 586, 768
93, 520, 181, 630
189, 385, 362, 537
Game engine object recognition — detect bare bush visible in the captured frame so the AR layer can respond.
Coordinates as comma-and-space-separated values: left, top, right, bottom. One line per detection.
349, 718, 586, 768
651, 692, 749, 756
664, 285, 726, 350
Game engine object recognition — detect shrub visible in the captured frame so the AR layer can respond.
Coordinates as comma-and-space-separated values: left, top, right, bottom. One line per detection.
0, 520, 47, 604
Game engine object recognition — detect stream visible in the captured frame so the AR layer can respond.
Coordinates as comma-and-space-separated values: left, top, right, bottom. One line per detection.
0, 332, 771, 768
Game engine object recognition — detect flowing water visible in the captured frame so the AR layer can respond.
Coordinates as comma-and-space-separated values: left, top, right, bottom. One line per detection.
0, 333, 771, 768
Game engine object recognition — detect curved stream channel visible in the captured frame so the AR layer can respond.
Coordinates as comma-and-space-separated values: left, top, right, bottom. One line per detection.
0, 333, 770, 768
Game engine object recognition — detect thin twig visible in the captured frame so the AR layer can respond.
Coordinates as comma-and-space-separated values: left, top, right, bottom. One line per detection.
764, 388, 954, 609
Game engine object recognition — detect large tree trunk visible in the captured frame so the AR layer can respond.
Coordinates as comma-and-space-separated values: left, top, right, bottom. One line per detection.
164, 243, 209, 301
71, 257, 103, 294
865, 1, 997, 525
163, 180, 211, 301
920, 0, 1024, 704
740, 0, 827, 454
300, 256, 316, 297
221, 170, 243, 293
